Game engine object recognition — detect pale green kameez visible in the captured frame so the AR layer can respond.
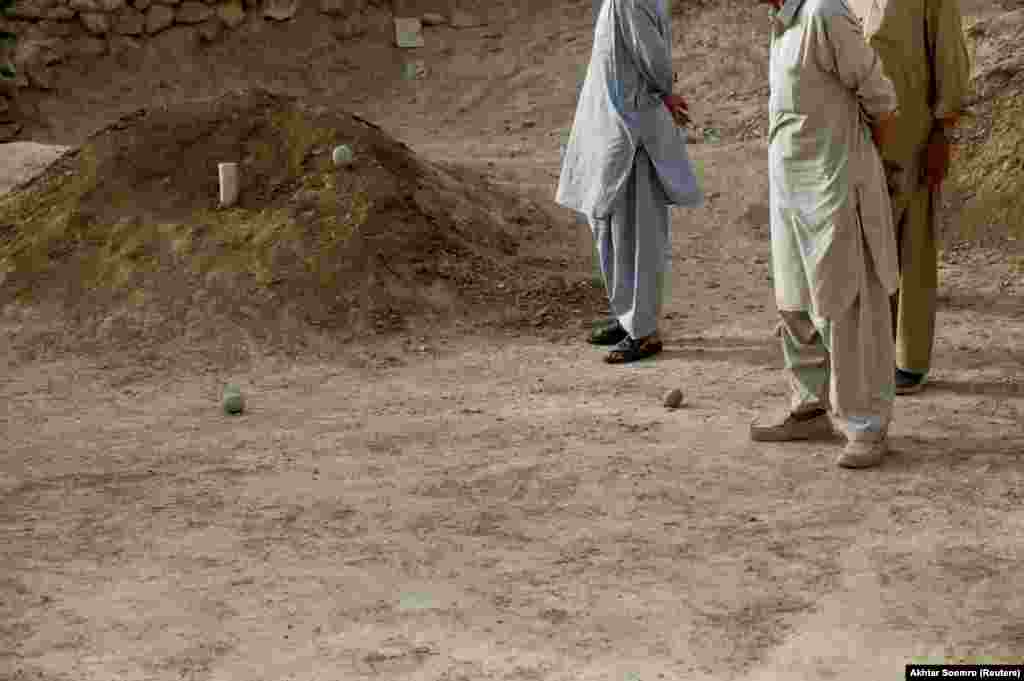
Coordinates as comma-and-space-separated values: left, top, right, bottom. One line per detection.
769, 0, 900, 437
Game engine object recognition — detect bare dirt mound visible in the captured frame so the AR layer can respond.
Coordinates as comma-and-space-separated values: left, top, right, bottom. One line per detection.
944, 7, 1024, 257
0, 89, 602, 367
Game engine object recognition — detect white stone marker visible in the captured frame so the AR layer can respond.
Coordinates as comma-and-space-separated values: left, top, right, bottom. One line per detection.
218, 162, 240, 208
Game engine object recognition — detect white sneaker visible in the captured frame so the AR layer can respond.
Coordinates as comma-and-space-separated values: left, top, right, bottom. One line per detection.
836, 437, 888, 468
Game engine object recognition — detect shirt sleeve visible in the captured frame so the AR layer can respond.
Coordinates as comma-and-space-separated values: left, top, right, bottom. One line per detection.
616, 0, 674, 97
927, 0, 971, 120
814, 4, 898, 120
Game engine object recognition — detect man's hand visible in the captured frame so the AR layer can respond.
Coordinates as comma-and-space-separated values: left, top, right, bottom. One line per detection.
871, 109, 897, 149
663, 93, 690, 127
923, 121, 955, 188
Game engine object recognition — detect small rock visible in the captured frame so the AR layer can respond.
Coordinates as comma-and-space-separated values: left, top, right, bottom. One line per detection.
401, 59, 427, 80
223, 384, 245, 415
332, 144, 353, 166
176, 0, 212, 23
394, 16, 424, 47
421, 11, 445, 25
663, 388, 684, 409
262, 0, 297, 21
134, 0, 152, 10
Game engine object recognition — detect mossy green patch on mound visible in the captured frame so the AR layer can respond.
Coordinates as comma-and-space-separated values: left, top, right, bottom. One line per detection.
0, 141, 374, 303
953, 90, 1024, 244
273, 107, 339, 177
0, 145, 100, 299
948, 10, 1024, 251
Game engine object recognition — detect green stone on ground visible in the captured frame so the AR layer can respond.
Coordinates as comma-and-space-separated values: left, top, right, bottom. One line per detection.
223, 384, 244, 414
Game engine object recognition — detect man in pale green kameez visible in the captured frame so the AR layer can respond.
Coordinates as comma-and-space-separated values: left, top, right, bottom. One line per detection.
750, 0, 900, 468
850, 0, 971, 395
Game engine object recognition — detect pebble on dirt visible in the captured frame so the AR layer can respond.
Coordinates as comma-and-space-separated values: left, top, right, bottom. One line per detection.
223, 384, 245, 415
663, 388, 684, 409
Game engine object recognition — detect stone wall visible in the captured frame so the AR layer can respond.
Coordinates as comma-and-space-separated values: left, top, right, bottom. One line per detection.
0, 0, 481, 140
0, 0, 383, 139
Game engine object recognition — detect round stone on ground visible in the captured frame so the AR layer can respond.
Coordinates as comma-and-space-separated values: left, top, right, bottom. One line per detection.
663, 388, 684, 409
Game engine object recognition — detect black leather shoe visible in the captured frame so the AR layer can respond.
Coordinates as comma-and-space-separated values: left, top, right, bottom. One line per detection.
588, 318, 627, 345
895, 368, 926, 395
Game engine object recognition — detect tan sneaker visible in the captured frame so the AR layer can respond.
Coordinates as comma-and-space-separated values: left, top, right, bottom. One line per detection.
836, 437, 888, 468
749, 409, 838, 442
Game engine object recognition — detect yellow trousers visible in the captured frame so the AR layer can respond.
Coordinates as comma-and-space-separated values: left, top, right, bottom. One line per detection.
890, 184, 938, 375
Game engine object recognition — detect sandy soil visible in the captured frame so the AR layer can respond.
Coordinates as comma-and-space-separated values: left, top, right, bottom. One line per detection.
2, 1, 1023, 679
0, 143, 69, 195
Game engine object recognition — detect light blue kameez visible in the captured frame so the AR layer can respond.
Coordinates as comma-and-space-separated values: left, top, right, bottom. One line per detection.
557, 0, 701, 338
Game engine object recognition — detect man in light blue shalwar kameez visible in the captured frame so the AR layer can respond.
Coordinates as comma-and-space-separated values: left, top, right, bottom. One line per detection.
557, 0, 702, 364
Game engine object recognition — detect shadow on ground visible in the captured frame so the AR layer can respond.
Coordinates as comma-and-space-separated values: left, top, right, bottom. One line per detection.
923, 379, 1024, 397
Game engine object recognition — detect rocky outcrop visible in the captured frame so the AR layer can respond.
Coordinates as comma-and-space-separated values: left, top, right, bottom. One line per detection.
0, 0, 392, 141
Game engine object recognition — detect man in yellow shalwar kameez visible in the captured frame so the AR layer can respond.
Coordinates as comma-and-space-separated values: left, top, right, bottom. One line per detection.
850, 0, 971, 394
750, 0, 900, 468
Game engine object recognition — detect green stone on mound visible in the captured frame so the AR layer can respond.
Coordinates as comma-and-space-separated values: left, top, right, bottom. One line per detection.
332, 144, 354, 166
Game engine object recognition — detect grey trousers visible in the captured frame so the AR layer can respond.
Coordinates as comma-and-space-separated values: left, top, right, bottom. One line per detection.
589, 148, 671, 339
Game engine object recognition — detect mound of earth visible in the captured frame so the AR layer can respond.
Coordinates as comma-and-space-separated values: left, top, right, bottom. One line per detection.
944, 7, 1024, 256
0, 89, 602, 366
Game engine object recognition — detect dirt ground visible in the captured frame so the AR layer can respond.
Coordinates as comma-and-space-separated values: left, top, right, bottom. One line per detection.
2, 1, 1023, 680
